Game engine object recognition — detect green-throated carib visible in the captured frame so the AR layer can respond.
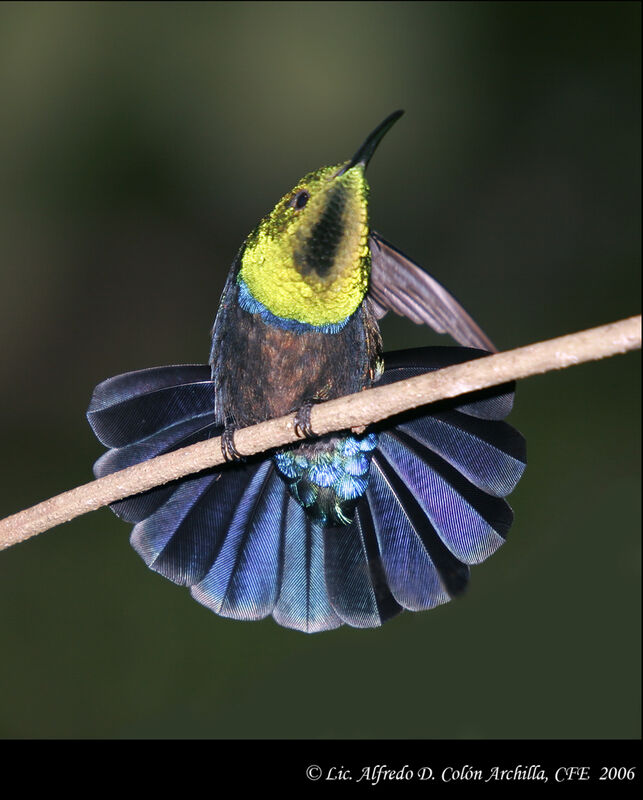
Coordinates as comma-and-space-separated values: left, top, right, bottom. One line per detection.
87, 111, 526, 633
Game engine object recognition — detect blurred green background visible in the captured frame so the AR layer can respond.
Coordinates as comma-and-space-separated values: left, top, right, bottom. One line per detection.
0, 1, 639, 739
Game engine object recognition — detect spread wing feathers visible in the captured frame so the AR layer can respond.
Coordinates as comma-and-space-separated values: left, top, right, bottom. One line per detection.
368, 232, 497, 352
86, 347, 525, 632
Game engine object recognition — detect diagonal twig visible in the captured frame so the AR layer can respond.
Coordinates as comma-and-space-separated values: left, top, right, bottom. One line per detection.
0, 314, 640, 552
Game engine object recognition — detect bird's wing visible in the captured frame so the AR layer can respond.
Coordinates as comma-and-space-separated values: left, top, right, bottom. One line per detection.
368, 231, 497, 352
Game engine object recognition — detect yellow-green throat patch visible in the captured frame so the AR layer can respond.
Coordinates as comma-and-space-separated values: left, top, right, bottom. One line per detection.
238, 163, 371, 328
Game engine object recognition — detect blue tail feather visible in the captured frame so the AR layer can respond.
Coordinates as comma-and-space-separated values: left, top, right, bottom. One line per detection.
378, 431, 511, 564
87, 365, 213, 448
272, 498, 342, 633
369, 449, 471, 600
394, 411, 525, 497
131, 472, 223, 585
366, 460, 451, 611
96, 417, 222, 523
88, 365, 221, 523
87, 347, 526, 632
190, 463, 283, 621
324, 501, 403, 627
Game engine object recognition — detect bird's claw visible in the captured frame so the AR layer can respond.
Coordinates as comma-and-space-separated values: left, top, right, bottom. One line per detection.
294, 401, 317, 439
221, 426, 243, 462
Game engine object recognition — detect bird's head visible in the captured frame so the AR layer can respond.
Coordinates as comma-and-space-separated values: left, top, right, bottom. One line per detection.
238, 111, 403, 329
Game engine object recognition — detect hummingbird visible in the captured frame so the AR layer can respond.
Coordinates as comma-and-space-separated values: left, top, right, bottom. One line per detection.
87, 111, 526, 633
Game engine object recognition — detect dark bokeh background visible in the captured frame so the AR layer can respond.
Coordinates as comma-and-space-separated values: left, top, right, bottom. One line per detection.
0, 2, 639, 739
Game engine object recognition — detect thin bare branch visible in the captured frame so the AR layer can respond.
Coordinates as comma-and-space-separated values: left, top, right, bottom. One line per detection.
0, 314, 640, 552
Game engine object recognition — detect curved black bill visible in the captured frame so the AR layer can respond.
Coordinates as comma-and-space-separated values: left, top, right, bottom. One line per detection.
338, 110, 404, 176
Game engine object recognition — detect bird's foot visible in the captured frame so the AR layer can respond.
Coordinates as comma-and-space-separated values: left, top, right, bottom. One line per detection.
294, 400, 319, 439
221, 425, 243, 462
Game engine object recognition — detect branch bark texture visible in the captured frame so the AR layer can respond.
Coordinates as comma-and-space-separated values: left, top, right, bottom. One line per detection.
0, 314, 640, 552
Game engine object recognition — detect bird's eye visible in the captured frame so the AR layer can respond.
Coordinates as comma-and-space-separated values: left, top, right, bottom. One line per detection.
290, 189, 310, 210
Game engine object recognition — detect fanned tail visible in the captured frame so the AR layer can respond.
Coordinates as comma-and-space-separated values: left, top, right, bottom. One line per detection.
87, 347, 526, 632
87, 365, 219, 523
